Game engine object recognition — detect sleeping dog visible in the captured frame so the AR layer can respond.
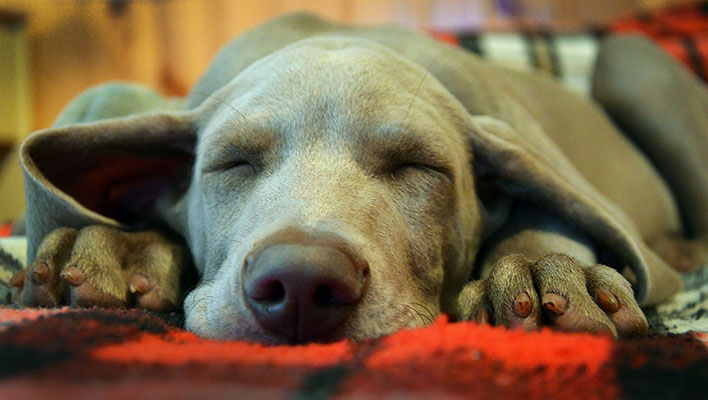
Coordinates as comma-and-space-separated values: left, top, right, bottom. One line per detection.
12, 13, 708, 343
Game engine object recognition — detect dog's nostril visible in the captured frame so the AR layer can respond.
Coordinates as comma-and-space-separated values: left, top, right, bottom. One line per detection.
243, 253, 256, 270
312, 285, 339, 305
250, 279, 285, 303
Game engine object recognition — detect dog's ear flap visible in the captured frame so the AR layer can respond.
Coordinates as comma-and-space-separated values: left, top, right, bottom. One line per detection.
468, 116, 682, 306
20, 111, 197, 260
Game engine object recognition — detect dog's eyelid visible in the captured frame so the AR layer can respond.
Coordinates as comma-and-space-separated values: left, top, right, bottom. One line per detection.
387, 157, 453, 183
200, 139, 269, 173
390, 149, 450, 174
200, 150, 260, 175
201, 160, 254, 174
398, 162, 451, 179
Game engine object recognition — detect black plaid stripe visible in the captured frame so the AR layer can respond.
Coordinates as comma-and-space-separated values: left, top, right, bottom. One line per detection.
0, 248, 24, 304
615, 334, 708, 400
682, 35, 708, 82
456, 31, 601, 93
0, 310, 175, 379
293, 340, 380, 399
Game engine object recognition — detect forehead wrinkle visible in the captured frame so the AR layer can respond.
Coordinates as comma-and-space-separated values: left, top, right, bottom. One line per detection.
200, 108, 279, 154
367, 124, 453, 161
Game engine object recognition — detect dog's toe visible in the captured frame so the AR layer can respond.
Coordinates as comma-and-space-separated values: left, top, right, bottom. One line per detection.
21, 261, 64, 307
457, 279, 490, 323
17, 228, 77, 307
486, 254, 541, 331
61, 261, 129, 308
129, 273, 176, 312
532, 254, 617, 337
585, 265, 648, 338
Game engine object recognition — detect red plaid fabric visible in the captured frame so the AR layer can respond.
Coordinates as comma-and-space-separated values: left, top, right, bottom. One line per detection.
612, 2, 708, 81
0, 224, 12, 238
1, 308, 706, 399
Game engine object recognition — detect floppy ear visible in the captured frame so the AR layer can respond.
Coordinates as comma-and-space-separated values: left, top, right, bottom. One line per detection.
468, 116, 682, 306
20, 111, 197, 263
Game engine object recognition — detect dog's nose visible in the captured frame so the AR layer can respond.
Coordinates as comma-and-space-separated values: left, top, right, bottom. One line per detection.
242, 243, 369, 342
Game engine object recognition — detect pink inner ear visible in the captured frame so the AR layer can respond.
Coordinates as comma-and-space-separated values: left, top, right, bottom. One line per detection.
64, 154, 191, 221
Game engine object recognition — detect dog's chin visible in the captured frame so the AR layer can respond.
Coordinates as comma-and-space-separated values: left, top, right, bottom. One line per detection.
184, 309, 420, 345
185, 315, 393, 345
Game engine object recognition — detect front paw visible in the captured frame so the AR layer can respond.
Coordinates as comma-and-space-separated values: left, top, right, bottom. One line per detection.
457, 253, 648, 338
10, 225, 187, 312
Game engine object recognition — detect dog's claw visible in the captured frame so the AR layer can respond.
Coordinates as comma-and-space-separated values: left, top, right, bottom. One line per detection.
61, 266, 84, 287
475, 309, 491, 325
513, 292, 532, 318
542, 293, 567, 315
30, 262, 50, 285
128, 274, 150, 295
596, 289, 619, 313
129, 273, 176, 312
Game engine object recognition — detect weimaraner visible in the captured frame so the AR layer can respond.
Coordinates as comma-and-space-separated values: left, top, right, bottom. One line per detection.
11, 13, 708, 344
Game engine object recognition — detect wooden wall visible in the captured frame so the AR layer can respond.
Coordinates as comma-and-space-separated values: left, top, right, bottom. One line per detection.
1, 0, 696, 132
0, 0, 698, 221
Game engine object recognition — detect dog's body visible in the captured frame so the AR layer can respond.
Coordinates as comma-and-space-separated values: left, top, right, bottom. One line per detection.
12, 14, 708, 343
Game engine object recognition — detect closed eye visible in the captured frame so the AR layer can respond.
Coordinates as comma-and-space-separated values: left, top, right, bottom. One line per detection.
202, 160, 255, 175
391, 162, 449, 179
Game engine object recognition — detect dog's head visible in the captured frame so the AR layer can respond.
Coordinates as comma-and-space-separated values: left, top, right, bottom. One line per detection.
173, 38, 488, 342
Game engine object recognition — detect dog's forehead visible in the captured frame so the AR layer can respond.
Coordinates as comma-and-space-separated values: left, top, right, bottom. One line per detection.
199, 36, 467, 150
238, 36, 433, 96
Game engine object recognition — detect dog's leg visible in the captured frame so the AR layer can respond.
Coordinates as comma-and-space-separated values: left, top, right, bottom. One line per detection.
12, 226, 190, 311
593, 35, 708, 271
457, 204, 648, 337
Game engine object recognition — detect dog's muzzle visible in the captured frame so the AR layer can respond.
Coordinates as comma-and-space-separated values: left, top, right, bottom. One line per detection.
242, 229, 370, 343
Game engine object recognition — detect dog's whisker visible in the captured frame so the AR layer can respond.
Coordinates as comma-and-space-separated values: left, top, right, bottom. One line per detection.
402, 303, 430, 327
409, 303, 434, 325
402, 51, 441, 132
188, 89, 247, 123
400, 304, 422, 326
191, 293, 214, 314
410, 302, 436, 323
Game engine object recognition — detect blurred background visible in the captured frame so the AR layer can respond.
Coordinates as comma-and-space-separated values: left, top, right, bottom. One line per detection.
0, 0, 701, 222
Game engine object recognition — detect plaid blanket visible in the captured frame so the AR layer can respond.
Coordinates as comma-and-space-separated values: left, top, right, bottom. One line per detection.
1, 308, 706, 399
